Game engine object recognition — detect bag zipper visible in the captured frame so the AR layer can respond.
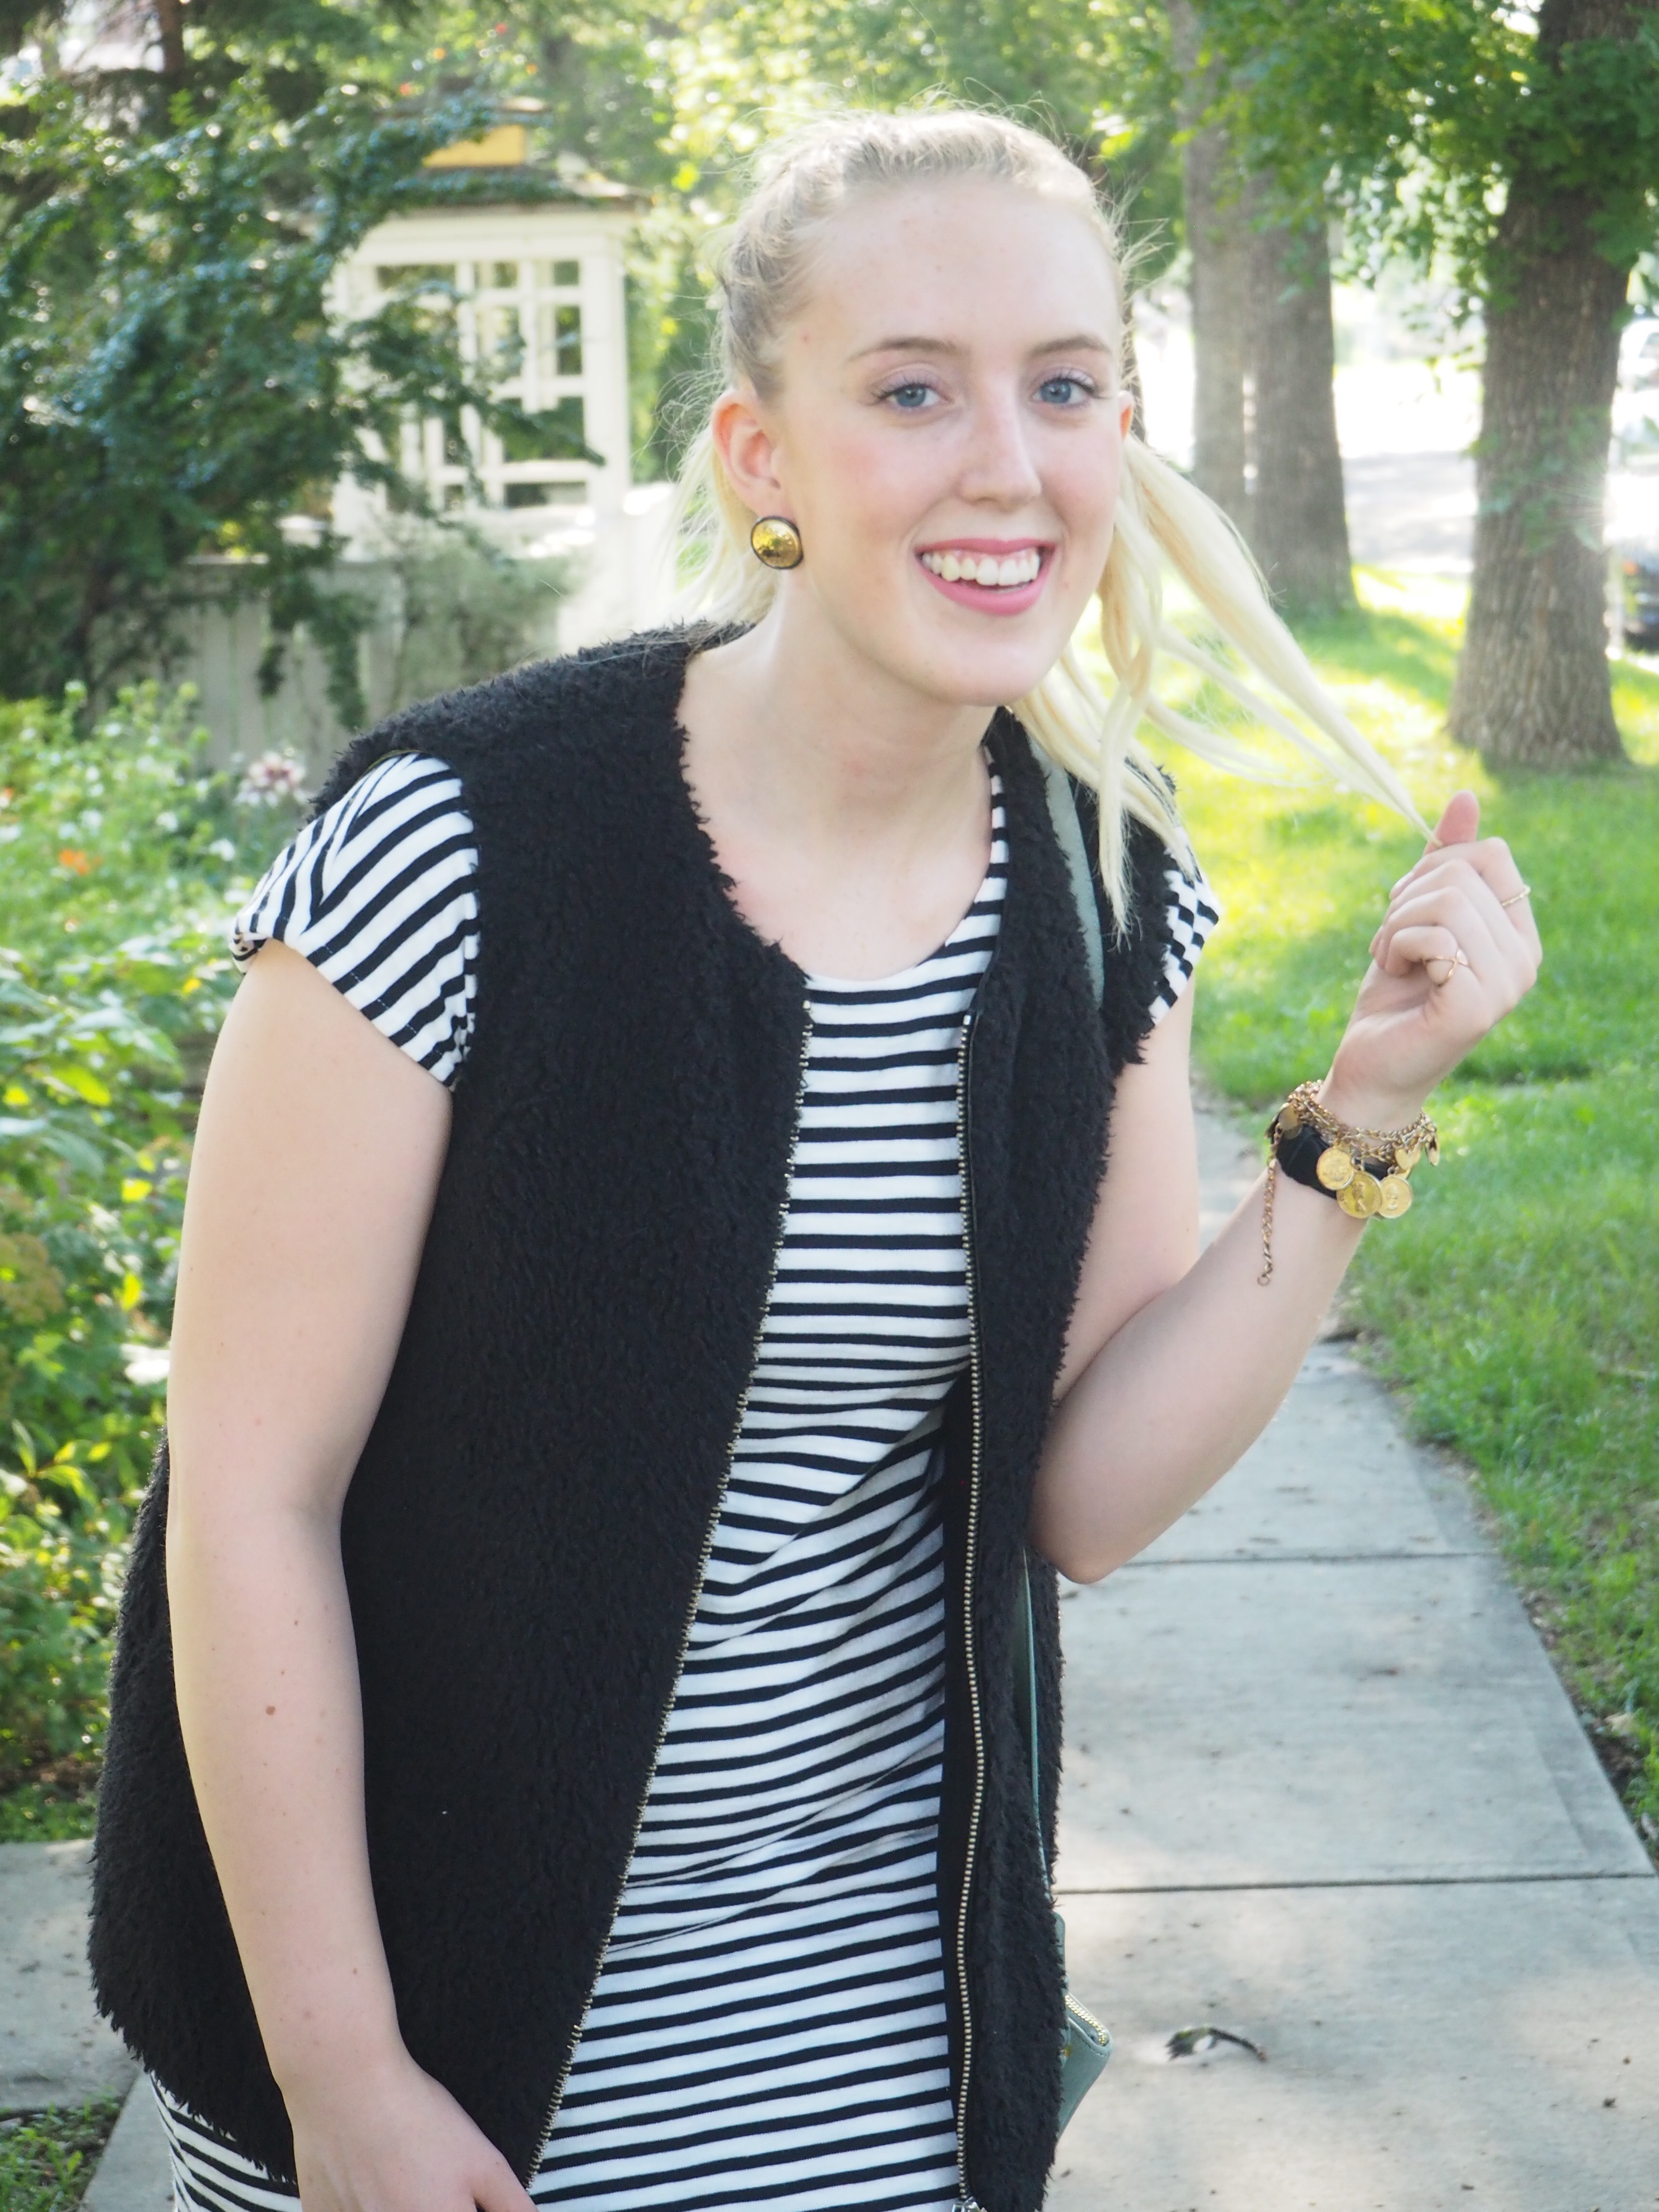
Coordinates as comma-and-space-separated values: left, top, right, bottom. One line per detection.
953, 1005, 988, 2212
521, 1010, 813, 2186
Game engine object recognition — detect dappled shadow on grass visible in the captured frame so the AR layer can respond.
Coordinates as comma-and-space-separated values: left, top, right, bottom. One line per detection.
1289, 603, 1460, 714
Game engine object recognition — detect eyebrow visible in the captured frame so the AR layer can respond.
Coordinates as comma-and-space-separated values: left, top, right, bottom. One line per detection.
848, 331, 1115, 362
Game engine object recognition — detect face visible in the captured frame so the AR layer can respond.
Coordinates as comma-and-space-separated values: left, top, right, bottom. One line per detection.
714, 177, 1133, 710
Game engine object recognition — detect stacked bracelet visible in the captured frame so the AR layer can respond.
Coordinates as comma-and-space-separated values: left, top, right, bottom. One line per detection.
1258, 1081, 1439, 1285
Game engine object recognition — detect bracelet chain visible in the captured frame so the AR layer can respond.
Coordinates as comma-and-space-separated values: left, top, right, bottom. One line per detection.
1257, 1080, 1440, 1287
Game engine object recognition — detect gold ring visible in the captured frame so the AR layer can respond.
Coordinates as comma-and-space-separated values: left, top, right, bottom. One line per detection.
1500, 884, 1533, 909
1432, 946, 1469, 986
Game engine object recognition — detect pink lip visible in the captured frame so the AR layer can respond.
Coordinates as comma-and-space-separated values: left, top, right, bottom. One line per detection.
916, 542, 1052, 617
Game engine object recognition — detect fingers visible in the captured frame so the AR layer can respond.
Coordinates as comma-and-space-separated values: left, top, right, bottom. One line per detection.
1381, 923, 1473, 988
1370, 875, 1535, 1006
1424, 788, 1480, 852
472, 2148, 538, 2212
1384, 836, 1542, 970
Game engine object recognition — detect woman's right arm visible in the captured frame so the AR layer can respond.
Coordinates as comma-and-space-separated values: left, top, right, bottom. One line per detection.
165, 939, 533, 2212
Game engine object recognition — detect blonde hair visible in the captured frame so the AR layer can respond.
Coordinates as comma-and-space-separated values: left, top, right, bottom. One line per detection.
673, 108, 1428, 918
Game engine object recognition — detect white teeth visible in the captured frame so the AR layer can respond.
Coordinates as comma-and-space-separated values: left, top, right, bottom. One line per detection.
922, 548, 1041, 587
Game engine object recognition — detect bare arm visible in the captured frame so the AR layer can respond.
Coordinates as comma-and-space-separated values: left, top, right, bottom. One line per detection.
1033, 796, 1541, 1582
166, 940, 533, 2212
1033, 991, 1364, 1578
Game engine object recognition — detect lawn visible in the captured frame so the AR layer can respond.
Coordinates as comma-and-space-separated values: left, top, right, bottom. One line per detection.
1157, 570, 1659, 1840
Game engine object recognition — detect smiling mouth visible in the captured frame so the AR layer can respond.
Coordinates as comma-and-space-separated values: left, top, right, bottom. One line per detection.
919, 546, 1044, 588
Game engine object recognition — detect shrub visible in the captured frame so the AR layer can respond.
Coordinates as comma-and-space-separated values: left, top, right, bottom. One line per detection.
0, 685, 298, 1804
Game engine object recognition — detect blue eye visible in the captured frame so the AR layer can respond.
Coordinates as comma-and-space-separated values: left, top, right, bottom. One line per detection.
1038, 375, 1093, 406
885, 382, 938, 410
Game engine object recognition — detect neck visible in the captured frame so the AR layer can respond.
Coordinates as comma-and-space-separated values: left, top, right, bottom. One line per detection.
680, 591, 995, 855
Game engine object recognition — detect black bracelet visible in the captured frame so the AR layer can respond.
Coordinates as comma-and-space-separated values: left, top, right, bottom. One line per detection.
1271, 1118, 1391, 1200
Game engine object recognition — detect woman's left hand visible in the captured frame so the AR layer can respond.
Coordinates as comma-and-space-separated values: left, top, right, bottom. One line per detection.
1322, 790, 1542, 1127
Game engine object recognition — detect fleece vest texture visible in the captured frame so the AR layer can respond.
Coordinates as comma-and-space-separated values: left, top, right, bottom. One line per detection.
88, 626, 1177, 2212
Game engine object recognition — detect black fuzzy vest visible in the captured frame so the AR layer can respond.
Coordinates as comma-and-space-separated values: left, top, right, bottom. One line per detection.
89, 629, 1175, 2212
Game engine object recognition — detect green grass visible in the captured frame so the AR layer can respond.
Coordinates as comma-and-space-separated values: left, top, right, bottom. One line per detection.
0, 2095, 125, 2212
1155, 569, 1659, 1841
0, 1768, 98, 1840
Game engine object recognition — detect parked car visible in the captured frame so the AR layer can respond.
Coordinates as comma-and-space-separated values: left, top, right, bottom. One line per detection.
1610, 318, 1659, 649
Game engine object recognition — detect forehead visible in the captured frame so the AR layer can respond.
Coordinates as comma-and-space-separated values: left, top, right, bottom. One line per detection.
789, 177, 1121, 359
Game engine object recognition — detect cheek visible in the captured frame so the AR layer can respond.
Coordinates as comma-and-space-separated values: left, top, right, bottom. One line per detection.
1055, 430, 1123, 549
790, 416, 941, 557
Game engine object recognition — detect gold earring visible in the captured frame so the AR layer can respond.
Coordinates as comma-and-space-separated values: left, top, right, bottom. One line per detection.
750, 516, 804, 570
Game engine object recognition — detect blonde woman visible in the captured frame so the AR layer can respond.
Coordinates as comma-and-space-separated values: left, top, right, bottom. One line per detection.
89, 109, 1539, 2212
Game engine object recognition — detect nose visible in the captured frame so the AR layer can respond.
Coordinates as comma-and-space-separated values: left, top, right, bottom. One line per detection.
957, 387, 1043, 508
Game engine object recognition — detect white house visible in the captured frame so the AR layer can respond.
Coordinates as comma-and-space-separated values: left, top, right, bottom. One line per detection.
180, 124, 675, 769
332, 123, 675, 647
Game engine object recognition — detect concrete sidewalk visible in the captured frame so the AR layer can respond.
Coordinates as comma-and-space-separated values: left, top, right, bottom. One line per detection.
1049, 1106, 1659, 2210
7, 1105, 1658, 2209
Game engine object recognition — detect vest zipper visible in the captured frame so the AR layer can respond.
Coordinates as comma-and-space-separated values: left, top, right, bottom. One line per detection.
953, 1005, 988, 2212
521, 1009, 814, 2187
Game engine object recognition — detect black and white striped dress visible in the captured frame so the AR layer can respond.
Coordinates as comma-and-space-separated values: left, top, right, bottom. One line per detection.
157, 751, 1215, 2212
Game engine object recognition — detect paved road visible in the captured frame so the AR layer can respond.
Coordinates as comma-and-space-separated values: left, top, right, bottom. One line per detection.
1344, 450, 1475, 575
10, 1107, 1659, 2210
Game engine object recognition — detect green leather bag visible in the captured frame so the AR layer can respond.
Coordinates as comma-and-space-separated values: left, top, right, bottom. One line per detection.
1013, 1563, 1112, 2135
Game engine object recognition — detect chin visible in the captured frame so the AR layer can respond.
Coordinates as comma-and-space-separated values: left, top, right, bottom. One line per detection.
910, 626, 1072, 709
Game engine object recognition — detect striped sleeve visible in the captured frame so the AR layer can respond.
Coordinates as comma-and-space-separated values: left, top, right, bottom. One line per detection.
231, 752, 479, 1087
1149, 857, 1221, 1025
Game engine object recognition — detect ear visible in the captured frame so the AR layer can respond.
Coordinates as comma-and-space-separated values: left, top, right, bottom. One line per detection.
711, 386, 789, 522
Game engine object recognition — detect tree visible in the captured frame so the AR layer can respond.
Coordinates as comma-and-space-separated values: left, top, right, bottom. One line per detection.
1247, 208, 1355, 611
1167, 0, 1353, 609
1168, 0, 1250, 524
1200, 0, 1659, 767
0, 5, 591, 711
1449, 0, 1649, 765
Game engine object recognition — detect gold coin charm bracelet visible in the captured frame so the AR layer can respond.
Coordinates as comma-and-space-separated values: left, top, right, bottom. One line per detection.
1258, 1081, 1439, 1284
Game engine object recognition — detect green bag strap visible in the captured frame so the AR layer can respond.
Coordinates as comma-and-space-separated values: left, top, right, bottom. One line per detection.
1035, 747, 1105, 1007
1013, 1559, 1051, 1898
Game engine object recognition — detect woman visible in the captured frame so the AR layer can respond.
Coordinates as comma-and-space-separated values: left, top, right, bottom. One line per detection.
88, 109, 1540, 2212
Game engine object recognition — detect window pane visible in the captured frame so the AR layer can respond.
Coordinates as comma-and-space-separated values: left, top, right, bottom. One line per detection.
504, 482, 551, 507
537, 302, 583, 377
376, 264, 456, 292
480, 306, 523, 365
499, 397, 586, 462
490, 261, 521, 290
535, 258, 581, 289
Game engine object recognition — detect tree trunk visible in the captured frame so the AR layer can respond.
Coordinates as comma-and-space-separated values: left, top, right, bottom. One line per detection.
1450, 0, 1636, 767
1168, 0, 1250, 524
155, 0, 186, 85
1247, 211, 1354, 614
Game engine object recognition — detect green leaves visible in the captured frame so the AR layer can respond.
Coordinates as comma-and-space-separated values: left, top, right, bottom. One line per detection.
1197, 0, 1659, 296
0, 681, 299, 1798
0, 72, 513, 709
